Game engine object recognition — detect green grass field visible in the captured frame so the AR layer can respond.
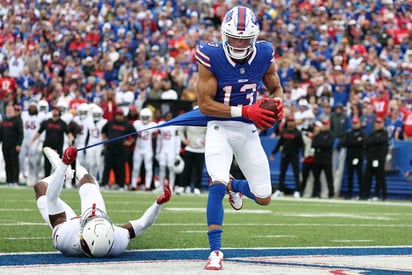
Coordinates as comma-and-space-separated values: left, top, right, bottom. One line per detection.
1, 186, 412, 254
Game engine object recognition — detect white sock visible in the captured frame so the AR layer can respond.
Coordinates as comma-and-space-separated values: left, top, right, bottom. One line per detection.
37, 195, 77, 227
158, 166, 166, 188
168, 166, 175, 190
36, 196, 52, 228
76, 162, 88, 182
46, 163, 68, 215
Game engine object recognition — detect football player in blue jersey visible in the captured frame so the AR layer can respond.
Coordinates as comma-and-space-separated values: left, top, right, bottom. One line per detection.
195, 5, 284, 270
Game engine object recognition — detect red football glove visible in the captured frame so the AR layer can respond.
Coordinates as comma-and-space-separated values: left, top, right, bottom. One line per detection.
242, 98, 276, 130
272, 97, 284, 121
62, 146, 78, 165
156, 183, 171, 204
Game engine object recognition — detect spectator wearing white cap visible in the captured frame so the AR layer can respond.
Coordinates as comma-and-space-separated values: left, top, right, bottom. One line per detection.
294, 98, 315, 131
347, 50, 364, 71
82, 56, 96, 78
290, 80, 307, 101
360, 65, 377, 86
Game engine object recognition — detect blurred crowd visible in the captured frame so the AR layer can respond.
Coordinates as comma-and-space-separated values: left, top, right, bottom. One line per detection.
0, 0, 411, 191
0, 0, 411, 135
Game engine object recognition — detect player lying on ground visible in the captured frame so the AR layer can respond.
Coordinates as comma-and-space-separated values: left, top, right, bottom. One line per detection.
34, 146, 171, 257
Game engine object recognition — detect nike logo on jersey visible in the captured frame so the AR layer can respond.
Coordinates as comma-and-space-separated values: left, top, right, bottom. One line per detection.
252, 128, 257, 133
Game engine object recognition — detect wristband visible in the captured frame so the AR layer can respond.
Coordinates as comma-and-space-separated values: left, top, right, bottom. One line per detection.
230, 106, 242, 117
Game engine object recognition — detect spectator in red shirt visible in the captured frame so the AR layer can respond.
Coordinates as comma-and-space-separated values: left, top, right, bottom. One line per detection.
68, 33, 86, 54
68, 89, 87, 112
0, 70, 17, 99
101, 89, 117, 120
84, 26, 101, 48
371, 89, 390, 119
404, 111, 412, 141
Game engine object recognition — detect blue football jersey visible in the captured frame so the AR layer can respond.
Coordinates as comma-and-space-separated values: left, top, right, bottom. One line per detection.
195, 41, 274, 107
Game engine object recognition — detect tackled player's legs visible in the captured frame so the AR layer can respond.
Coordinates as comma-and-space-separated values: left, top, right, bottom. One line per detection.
78, 173, 107, 214
34, 169, 77, 228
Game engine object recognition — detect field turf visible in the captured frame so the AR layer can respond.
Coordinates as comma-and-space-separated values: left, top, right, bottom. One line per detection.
1, 186, 412, 254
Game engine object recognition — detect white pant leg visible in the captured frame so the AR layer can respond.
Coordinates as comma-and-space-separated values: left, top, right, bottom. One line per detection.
143, 151, 153, 189
205, 121, 271, 198
204, 121, 234, 185
79, 183, 106, 214
131, 152, 144, 188
232, 125, 272, 198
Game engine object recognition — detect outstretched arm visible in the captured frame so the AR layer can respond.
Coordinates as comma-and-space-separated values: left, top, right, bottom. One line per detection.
122, 183, 171, 239
46, 146, 78, 228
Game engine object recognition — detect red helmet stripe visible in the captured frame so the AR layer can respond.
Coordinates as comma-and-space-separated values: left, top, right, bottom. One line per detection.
237, 6, 246, 31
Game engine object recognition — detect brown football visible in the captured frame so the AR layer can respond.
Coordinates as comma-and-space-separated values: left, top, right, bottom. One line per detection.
259, 99, 278, 118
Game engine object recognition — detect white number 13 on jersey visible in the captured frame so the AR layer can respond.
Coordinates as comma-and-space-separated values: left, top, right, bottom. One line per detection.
222, 83, 258, 106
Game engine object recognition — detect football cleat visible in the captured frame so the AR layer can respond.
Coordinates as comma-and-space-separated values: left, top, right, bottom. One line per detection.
205, 250, 224, 270
228, 191, 243, 210
227, 175, 243, 210
43, 147, 74, 181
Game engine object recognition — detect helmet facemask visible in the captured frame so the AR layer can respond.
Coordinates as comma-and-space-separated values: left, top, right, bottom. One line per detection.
223, 35, 255, 60
79, 111, 88, 120
139, 108, 152, 125
92, 112, 102, 123
77, 103, 89, 120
